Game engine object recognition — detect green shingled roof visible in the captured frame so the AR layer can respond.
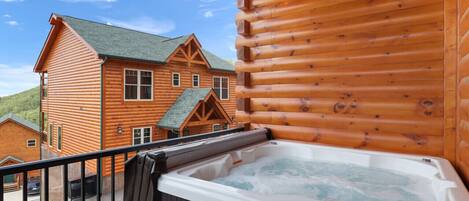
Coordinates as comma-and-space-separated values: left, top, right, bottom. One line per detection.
0, 113, 40, 133
57, 14, 234, 72
157, 88, 212, 129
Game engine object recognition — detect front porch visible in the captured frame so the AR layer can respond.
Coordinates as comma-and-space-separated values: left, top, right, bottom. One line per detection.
158, 88, 232, 139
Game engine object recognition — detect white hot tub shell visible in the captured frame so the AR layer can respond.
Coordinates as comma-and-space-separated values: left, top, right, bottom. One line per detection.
158, 140, 469, 201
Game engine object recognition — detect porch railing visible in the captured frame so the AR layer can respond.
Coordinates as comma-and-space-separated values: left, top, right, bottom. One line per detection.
0, 126, 245, 201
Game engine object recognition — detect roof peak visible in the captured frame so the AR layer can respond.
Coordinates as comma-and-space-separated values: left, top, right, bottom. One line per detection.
54, 13, 179, 40
0, 113, 40, 133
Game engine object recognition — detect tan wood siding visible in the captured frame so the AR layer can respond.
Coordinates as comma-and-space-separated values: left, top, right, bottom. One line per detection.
457, 0, 469, 185
102, 53, 235, 174
236, 0, 445, 156
0, 121, 40, 177
41, 24, 102, 162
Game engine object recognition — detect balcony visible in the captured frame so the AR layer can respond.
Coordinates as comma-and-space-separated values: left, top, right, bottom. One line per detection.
0, 127, 245, 201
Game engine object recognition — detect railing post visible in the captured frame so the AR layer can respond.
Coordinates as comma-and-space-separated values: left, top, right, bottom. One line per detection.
22, 171, 27, 201
44, 167, 49, 201
80, 161, 85, 201
63, 164, 68, 201
111, 155, 116, 201
0, 174, 4, 201
96, 157, 101, 201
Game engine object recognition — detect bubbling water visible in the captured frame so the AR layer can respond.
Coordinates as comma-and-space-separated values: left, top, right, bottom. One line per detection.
212, 157, 434, 201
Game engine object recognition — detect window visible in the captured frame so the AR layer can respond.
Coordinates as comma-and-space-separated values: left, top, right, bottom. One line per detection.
57, 126, 62, 151
213, 123, 228, 132
48, 124, 53, 147
213, 124, 222, 132
27, 139, 36, 147
125, 69, 153, 100
213, 76, 229, 100
172, 72, 180, 87
133, 127, 152, 145
192, 74, 200, 88
42, 73, 48, 98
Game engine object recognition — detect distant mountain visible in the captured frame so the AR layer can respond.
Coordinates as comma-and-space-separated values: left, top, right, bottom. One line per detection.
0, 86, 40, 125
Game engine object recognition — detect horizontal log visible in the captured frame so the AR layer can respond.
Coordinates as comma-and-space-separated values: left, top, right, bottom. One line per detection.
238, 111, 443, 136
250, 68, 443, 86
250, 123, 443, 156
236, 4, 442, 47
236, 84, 443, 100
236, 47, 443, 73
243, 0, 441, 35
248, 28, 442, 60
238, 0, 383, 22
249, 98, 443, 117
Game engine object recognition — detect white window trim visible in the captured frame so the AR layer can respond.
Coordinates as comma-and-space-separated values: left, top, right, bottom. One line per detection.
213, 124, 221, 132
57, 126, 62, 152
48, 124, 53, 147
213, 76, 229, 100
172, 72, 181, 87
132, 127, 152, 145
26, 139, 37, 148
192, 74, 200, 88
124, 68, 154, 101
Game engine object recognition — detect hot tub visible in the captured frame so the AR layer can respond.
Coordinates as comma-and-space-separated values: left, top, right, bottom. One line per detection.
157, 140, 468, 201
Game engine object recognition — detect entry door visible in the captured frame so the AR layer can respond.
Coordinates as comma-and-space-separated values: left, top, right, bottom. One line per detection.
168, 130, 179, 139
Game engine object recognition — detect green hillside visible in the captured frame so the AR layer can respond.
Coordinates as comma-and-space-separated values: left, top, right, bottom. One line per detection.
0, 86, 40, 125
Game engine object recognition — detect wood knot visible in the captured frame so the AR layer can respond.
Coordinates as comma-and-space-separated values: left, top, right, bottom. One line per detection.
333, 102, 347, 113
419, 99, 435, 116
402, 134, 427, 145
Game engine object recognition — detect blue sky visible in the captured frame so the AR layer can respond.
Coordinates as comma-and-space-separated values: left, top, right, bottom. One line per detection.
0, 0, 237, 96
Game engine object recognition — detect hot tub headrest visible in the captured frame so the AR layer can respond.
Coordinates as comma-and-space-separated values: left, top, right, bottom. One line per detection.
123, 128, 271, 201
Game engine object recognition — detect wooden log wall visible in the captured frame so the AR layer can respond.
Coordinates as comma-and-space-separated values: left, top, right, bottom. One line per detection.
235, 0, 447, 156
457, 0, 469, 185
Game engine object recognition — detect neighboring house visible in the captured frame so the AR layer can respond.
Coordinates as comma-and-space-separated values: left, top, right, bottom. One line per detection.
0, 113, 40, 190
33, 13, 236, 165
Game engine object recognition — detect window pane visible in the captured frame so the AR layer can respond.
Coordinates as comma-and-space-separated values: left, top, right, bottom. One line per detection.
222, 89, 228, 99
173, 74, 179, 86
125, 70, 138, 84
125, 85, 138, 99
49, 125, 53, 146
140, 86, 152, 99
134, 139, 141, 145
222, 77, 228, 88
144, 137, 151, 143
213, 77, 220, 88
144, 128, 151, 137
213, 124, 222, 131
133, 129, 141, 138
141, 71, 152, 85
193, 75, 199, 87
58, 127, 62, 150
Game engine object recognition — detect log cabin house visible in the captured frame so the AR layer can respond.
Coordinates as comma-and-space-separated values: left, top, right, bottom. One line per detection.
33, 14, 236, 171
0, 113, 40, 191
235, 0, 469, 186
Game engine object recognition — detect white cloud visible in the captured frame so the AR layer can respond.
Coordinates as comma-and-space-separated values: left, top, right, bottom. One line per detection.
100, 16, 175, 35
203, 11, 214, 18
0, 0, 24, 2
60, 0, 116, 2
0, 64, 38, 97
5, 20, 18, 26
2, 14, 11, 18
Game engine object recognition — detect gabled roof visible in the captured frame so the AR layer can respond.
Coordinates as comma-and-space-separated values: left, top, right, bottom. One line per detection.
157, 88, 231, 129
0, 156, 24, 166
0, 113, 40, 133
158, 88, 212, 129
35, 14, 234, 72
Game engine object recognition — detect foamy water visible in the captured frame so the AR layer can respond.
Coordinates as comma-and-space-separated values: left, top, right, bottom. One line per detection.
212, 157, 434, 201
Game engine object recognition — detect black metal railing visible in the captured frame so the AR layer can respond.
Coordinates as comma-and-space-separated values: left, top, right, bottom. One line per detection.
0, 127, 245, 201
